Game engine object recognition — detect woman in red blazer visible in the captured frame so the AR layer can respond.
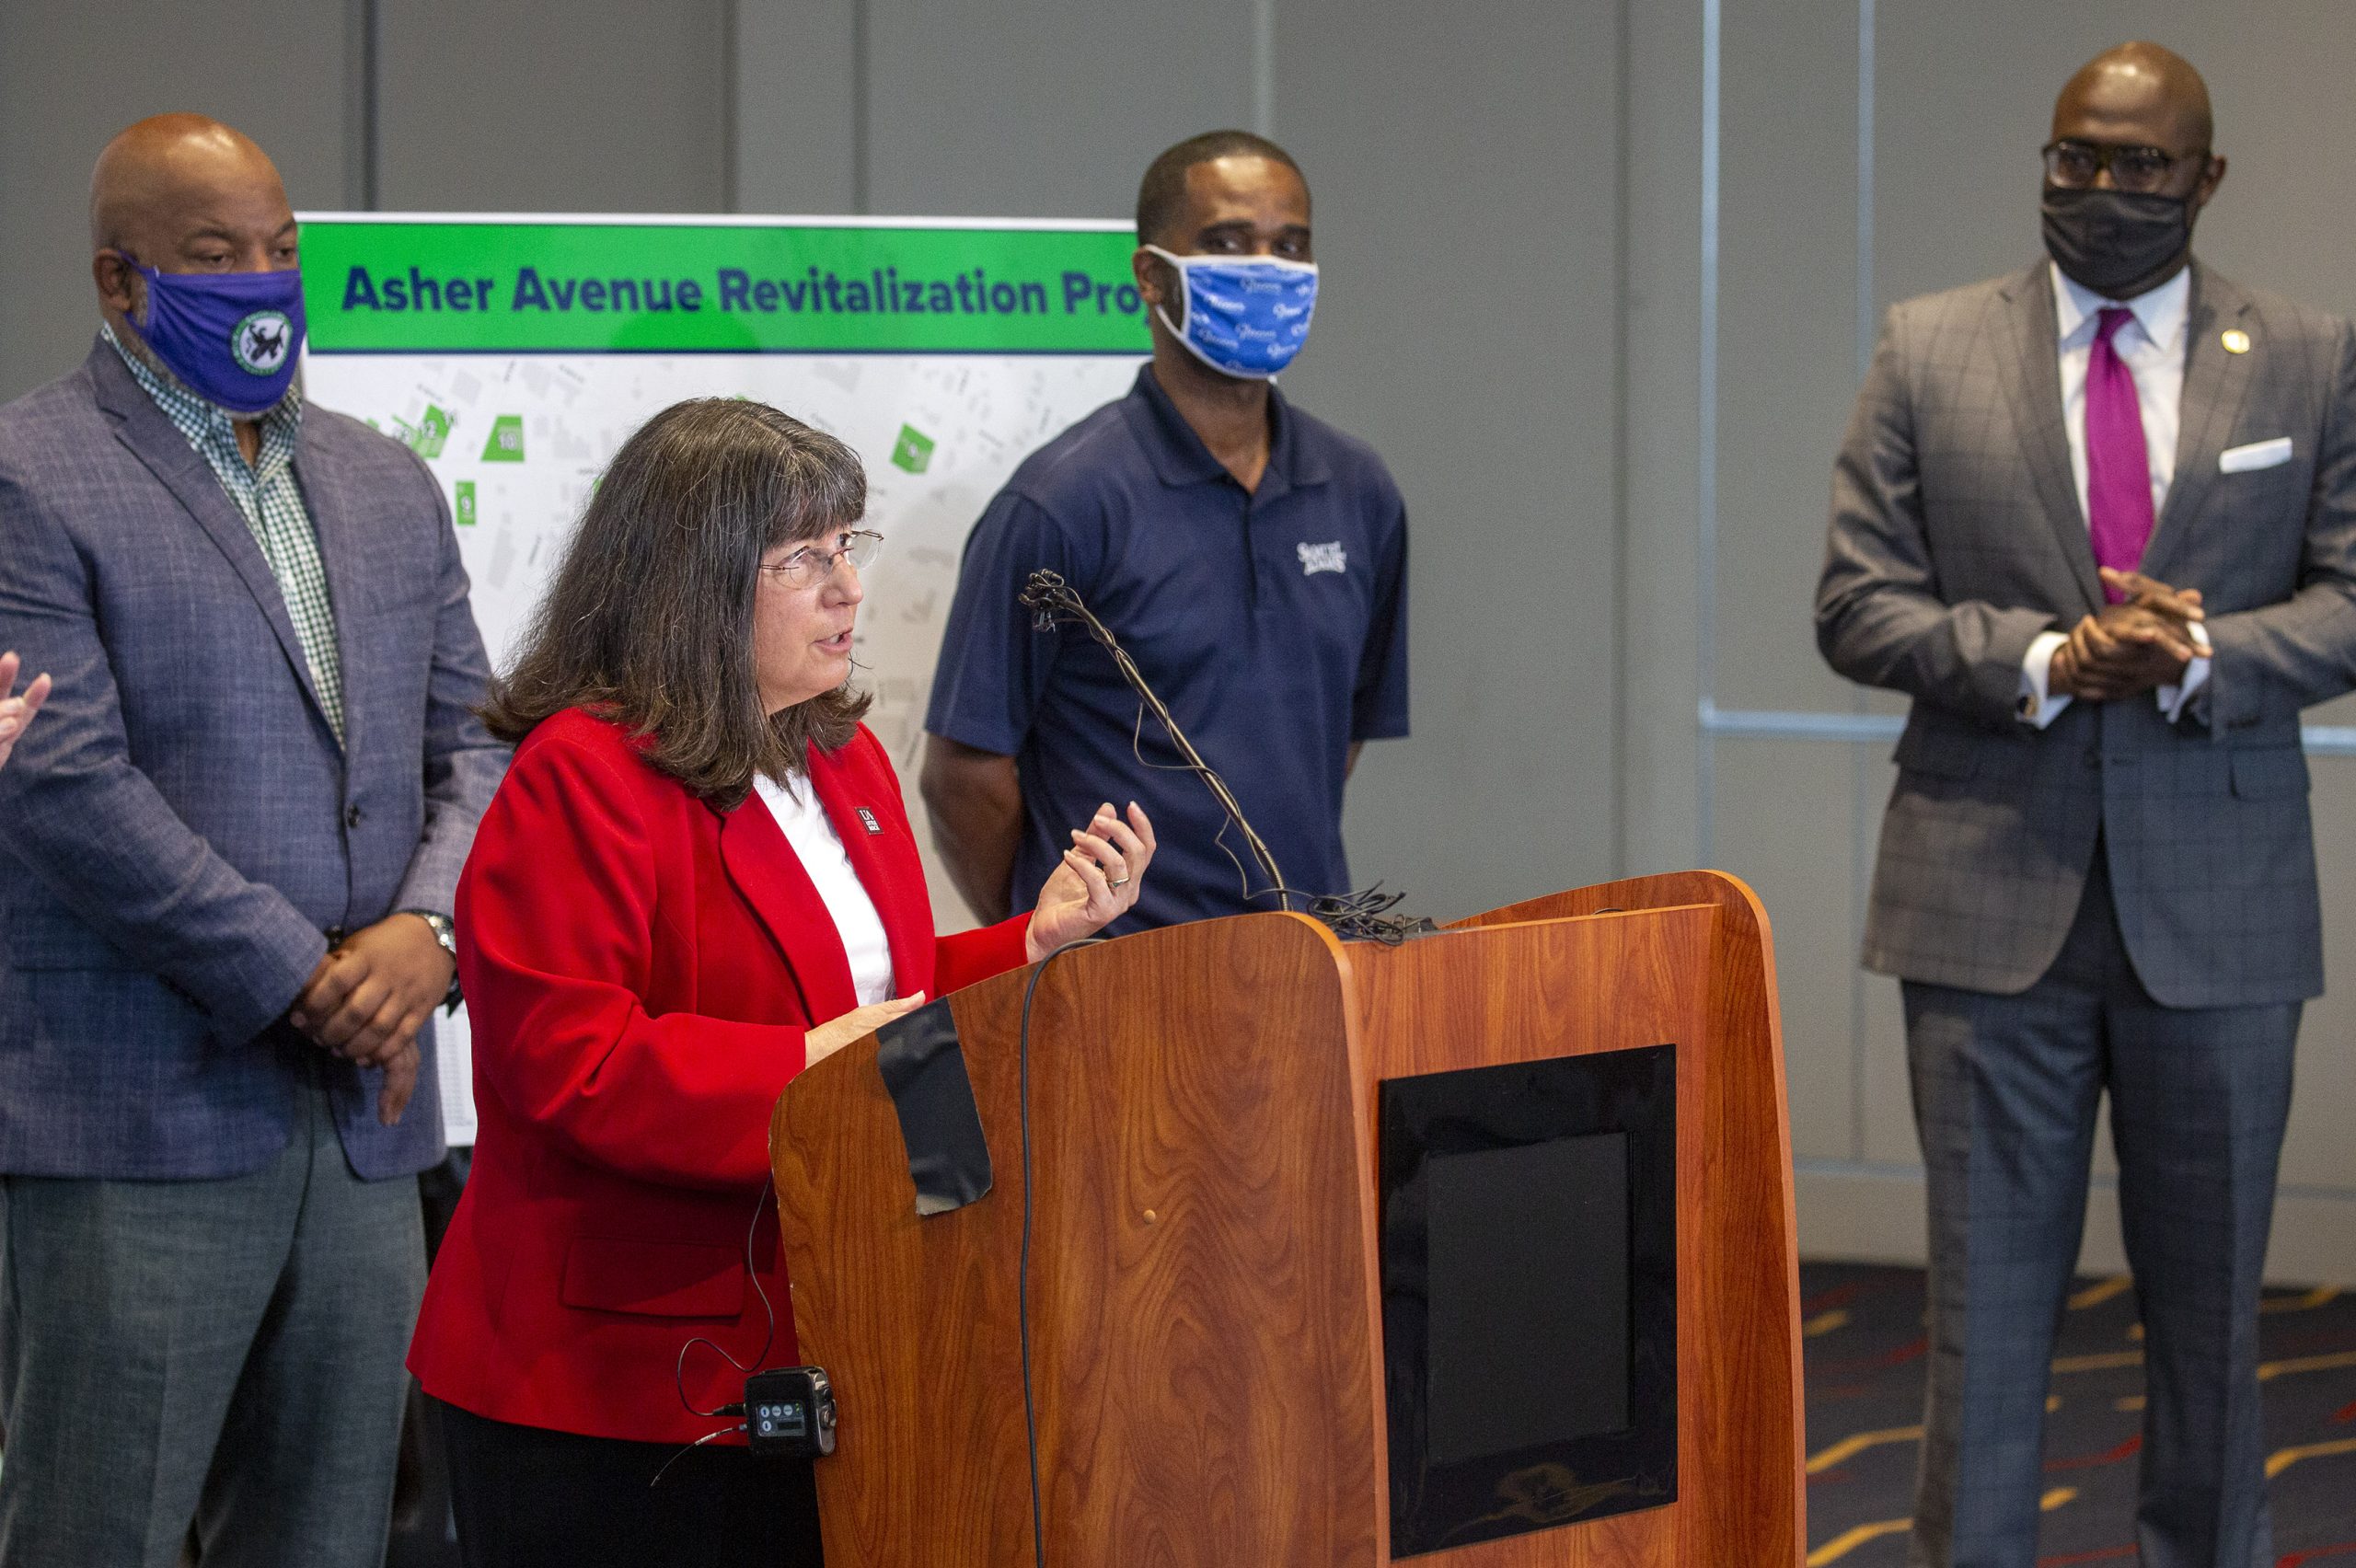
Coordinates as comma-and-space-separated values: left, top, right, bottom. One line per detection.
410, 399, 1153, 1568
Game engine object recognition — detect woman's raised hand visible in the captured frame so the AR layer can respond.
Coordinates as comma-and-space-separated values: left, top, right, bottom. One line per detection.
1025, 801, 1156, 961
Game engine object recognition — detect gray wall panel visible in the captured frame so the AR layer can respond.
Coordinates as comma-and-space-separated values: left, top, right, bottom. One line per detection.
862, 0, 1253, 218
1620, 0, 1707, 879
0, 4, 352, 402
1714, 738, 1864, 1163
375, 0, 728, 212
1859, 963, 1914, 1167
1712, 0, 1865, 715
735, 0, 860, 213
2186, 7, 2356, 323
1276, 0, 1624, 917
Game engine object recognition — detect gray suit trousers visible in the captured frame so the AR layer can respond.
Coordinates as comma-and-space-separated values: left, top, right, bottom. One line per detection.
1902, 856, 2294, 1568
0, 1046, 425, 1568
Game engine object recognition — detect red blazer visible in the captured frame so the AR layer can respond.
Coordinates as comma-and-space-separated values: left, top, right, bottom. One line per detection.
409, 708, 1031, 1443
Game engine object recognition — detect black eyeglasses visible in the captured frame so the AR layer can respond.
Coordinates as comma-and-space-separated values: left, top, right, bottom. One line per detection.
2041, 139, 2206, 195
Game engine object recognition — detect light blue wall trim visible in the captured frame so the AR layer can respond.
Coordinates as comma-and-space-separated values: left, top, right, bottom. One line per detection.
1702, 703, 2356, 756
1849, 0, 1879, 1164
1854, 0, 1874, 378
1701, 703, 1901, 743
2308, 726, 2356, 755
1694, 0, 1722, 862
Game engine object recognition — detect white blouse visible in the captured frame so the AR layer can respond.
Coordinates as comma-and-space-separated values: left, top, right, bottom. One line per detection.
751, 771, 896, 1007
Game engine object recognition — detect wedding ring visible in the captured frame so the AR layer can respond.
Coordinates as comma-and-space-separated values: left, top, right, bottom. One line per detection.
1109, 876, 1131, 889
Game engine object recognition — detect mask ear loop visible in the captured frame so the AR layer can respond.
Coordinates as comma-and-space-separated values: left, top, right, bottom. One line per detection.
103, 250, 155, 329
1141, 244, 1192, 341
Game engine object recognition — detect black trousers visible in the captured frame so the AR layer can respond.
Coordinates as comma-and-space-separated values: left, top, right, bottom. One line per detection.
434, 1398, 824, 1568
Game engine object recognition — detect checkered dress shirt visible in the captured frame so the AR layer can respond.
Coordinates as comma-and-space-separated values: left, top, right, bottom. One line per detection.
103, 324, 346, 744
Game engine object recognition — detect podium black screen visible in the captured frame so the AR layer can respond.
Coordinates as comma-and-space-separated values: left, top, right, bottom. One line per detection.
1377, 1044, 1676, 1558
1426, 1131, 1629, 1462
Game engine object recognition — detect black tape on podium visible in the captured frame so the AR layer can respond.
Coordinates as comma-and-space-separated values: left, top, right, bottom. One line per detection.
873, 997, 994, 1216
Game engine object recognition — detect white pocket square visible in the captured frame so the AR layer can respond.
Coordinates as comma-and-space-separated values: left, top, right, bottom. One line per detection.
2220, 436, 2293, 474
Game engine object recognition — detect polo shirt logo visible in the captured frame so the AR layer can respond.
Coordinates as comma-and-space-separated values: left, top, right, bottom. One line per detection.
1297, 540, 1347, 576
856, 808, 883, 835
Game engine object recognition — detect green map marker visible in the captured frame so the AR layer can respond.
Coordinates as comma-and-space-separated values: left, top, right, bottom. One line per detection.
482, 415, 525, 462
399, 404, 451, 458
890, 423, 935, 475
454, 480, 478, 526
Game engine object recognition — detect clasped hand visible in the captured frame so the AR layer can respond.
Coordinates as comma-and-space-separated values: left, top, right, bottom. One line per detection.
802, 801, 1159, 1072
2049, 568, 2206, 703
287, 915, 456, 1126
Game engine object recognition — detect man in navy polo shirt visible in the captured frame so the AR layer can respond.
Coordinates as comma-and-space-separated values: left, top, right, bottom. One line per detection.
922, 130, 1408, 933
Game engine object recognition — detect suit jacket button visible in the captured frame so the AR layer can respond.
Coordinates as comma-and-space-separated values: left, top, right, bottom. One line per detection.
344, 805, 364, 828
2083, 746, 2100, 768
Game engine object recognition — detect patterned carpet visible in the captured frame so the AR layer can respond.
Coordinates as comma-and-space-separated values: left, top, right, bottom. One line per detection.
1801, 1262, 2356, 1566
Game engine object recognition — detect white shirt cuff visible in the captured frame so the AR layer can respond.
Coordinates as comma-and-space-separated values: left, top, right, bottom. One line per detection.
2019, 630, 2072, 729
2158, 621, 2213, 721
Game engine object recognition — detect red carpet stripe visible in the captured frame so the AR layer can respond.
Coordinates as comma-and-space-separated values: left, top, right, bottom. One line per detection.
2278, 1544, 2356, 1566
2044, 1435, 2141, 1472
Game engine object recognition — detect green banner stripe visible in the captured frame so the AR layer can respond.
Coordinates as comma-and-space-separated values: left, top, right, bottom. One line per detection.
301, 221, 1154, 354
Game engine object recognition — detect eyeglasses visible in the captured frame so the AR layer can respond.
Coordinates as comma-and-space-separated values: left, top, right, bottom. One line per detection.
758, 529, 882, 590
2041, 139, 2206, 195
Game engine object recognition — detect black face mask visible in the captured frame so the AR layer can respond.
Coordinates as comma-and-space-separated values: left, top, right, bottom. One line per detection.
2041, 185, 2192, 299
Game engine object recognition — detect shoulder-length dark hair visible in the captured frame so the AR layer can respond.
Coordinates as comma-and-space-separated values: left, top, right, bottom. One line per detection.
481, 398, 872, 805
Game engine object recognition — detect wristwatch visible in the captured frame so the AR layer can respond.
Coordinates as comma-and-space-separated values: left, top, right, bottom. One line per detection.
402, 909, 465, 1012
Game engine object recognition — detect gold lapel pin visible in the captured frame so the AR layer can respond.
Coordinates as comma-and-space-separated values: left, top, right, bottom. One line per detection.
2222, 329, 2252, 354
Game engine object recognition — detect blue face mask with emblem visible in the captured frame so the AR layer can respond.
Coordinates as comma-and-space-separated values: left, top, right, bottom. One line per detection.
126, 261, 306, 415
1144, 246, 1318, 380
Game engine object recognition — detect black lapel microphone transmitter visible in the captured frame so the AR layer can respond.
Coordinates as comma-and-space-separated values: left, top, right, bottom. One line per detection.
745, 1366, 837, 1458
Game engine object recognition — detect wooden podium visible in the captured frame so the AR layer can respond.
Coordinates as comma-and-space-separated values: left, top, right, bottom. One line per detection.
770, 871, 1804, 1565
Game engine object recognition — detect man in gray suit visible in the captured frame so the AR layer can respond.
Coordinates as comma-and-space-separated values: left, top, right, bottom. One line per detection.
1817, 42, 2356, 1568
0, 115, 503, 1565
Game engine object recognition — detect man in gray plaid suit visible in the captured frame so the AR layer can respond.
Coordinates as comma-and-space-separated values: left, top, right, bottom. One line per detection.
1817, 42, 2356, 1568
0, 116, 503, 1565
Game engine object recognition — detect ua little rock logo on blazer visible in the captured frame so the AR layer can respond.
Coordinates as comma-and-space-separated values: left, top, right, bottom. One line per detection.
856, 808, 883, 834
1297, 540, 1346, 575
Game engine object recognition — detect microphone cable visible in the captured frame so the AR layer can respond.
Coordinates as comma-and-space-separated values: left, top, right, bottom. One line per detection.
655, 1181, 785, 1487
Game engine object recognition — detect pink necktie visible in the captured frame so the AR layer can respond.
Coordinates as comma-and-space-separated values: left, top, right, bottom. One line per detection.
2085, 306, 2154, 604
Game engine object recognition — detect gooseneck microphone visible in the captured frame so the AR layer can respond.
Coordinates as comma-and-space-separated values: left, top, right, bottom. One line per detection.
1019, 569, 1429, 944
1020, 568, 1292, 911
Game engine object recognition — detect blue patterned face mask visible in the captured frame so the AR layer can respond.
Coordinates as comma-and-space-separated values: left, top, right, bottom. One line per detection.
1143, 246, 1319, 380
125, 259, 306, 415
